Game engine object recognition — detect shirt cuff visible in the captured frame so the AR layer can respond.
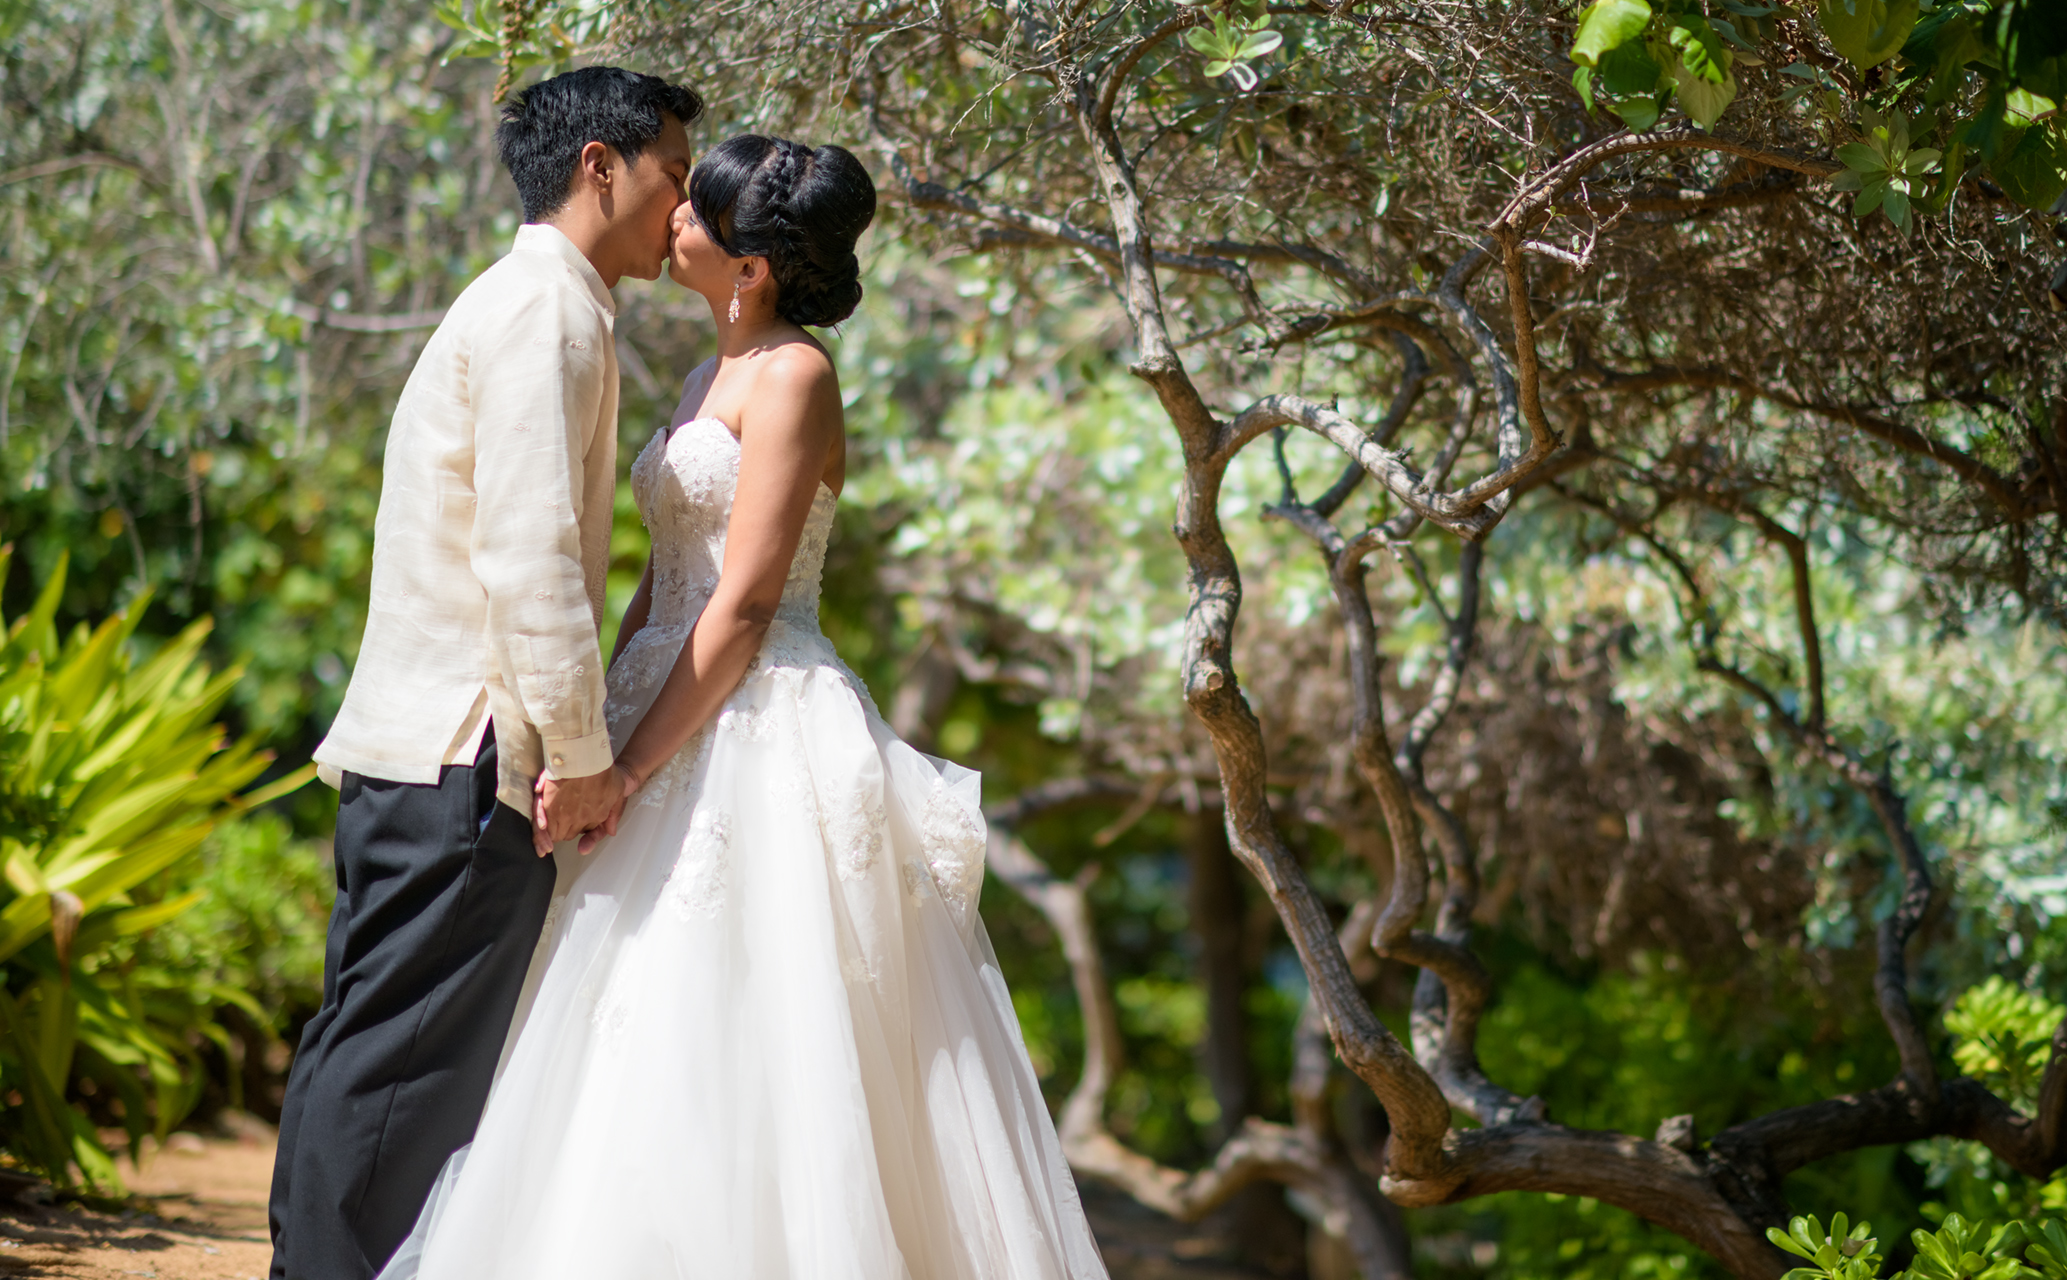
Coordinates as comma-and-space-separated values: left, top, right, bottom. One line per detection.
541, 729, 615, 780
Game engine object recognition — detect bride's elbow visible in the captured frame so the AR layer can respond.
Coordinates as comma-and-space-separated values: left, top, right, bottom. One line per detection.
710, 595, 780, 634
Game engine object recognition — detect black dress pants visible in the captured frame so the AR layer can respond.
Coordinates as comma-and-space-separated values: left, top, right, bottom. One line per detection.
269, 726, 555, 1280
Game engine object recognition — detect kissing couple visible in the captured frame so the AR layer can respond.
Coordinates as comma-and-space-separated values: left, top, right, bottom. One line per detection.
270, 66, 1109, 1280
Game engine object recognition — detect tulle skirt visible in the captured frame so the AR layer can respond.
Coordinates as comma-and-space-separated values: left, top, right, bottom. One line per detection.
375, 617, 1107, 1280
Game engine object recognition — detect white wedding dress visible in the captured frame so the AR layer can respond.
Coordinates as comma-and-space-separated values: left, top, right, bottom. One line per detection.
377, 416, 1109, 1280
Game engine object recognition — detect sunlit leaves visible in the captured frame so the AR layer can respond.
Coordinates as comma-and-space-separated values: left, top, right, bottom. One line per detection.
1819, 0, 1922, 70
0, 547, 289, 1190
1942, 976, 2064, 1110
1564, 0, 2066, 220
1832, 108, 1943, 228
1988, 116, 2067, 210
1768, 1212, 1885, 1280
1669, 15, 1739, 127
1181, 4, 1283, 92
1567, 1, 1739, 130
1573, 0, 1655, 66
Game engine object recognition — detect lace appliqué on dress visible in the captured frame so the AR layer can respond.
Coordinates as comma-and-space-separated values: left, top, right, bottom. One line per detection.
718, 703, 773, 742
636, 722, 714, 810
819, 778, 887, 882
662, 808, 732, 920
918, 775, 987, 926
591, 988, 631, 1040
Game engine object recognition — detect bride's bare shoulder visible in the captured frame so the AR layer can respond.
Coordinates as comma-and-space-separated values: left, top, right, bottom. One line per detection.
750, 336, 839, 411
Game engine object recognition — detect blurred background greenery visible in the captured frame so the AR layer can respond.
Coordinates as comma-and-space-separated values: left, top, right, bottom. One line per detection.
3, 0, 2065, 1275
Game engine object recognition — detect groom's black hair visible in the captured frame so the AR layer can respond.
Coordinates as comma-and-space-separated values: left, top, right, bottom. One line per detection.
497, 67, 704, 223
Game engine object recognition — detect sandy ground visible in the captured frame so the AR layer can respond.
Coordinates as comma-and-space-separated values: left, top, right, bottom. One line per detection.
0, 1120, 272, 1279
0, 1120, 1273, 1280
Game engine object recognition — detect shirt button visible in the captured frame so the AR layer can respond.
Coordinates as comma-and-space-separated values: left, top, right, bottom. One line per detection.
551, 754, 565, 767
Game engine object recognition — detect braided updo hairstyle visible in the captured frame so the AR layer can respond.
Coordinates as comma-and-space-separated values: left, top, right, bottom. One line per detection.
688, 135, 876, 328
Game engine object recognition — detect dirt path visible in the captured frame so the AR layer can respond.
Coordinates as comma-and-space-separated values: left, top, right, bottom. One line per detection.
1, 1121, 1274, 1279
0, 1120, 272, 1279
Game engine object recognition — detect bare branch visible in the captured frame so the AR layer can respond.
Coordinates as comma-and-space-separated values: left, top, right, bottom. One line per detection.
1227, 395, 1502, 538
1490, 126, 1841, 236
2040, 1015, 2067, 1163
1670, 490, 1938, 1099
1310, 333, 1431, 518
1596, 366, 2045, 518
986, 822, 1413, 1268
1550, 180, 1806, 219
1385, 1124, 1786, 1280
1092, 10, 1206, 136
1678, 489, 1827, 737
1189, 237, 1386, 298
0, 151, 160, 190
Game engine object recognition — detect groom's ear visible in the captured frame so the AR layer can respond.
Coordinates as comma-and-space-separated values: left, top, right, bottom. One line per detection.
573, 139, 617, 198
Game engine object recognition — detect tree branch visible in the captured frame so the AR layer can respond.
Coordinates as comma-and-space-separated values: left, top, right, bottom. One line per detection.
1596, 366, 2044, 518
1666, 487, 1938, 1101
1038, 38, 1461, 1182
986, 821, 1413, 1276
1490, 127, 1841, 236
0, 151, 160, 190
1385, 1123, 1786, 1280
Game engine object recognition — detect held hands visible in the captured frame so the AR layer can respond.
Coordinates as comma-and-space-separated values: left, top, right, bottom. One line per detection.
579, 765, 643, 854
532, 764, 641, 857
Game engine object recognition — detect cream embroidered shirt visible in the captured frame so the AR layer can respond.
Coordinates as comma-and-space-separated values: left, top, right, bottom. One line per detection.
315, 223, 619, 813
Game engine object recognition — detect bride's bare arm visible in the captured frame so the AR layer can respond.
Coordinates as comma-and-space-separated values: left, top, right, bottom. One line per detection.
609, 561, 656, 668
610, 349, 841, 798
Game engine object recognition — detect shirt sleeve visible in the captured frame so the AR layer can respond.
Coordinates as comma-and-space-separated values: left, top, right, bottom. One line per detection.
469, 275, 615, 780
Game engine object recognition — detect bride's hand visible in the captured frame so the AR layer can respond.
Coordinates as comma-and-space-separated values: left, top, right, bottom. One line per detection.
575, 764, 643, 855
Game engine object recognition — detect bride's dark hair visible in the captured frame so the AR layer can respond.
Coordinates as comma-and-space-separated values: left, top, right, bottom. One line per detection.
689, 135, 876, 328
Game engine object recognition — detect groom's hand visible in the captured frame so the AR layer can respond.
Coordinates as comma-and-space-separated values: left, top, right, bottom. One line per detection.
532, 766, 622, 856
575, 766, 640, 855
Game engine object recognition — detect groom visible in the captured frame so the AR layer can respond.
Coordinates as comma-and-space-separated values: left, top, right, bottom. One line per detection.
272, 67, 700, 1280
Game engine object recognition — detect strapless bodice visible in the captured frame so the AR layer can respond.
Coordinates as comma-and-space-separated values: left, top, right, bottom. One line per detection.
629, 416, 835, 631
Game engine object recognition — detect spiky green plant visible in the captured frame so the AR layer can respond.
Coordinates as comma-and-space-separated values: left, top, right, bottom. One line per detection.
0, 545, 306, 1191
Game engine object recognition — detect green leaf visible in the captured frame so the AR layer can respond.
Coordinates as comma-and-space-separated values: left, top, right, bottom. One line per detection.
1601, 39, 1667, 95
1612, 92, 1666, 129
1711, 16, 1760, 50
1670, 15, 1735, 82
1574, 0, 1654, 66
1990, 118, 2067, 209
1772, 1225, 1819, 1260
1675, 62, 1739, 126
1235, 29, 1284, 59
1837, 140, 1884, 170
1818, 0, 1921, 71
2006, 88, 2059, 127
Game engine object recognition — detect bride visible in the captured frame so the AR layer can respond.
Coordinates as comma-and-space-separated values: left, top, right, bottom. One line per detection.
375, 135, 1110, 1280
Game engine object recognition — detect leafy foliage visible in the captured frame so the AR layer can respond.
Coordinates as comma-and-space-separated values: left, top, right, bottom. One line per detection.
1770, 1212, 2067, 1280
0, 546, 300, 1190
1944, 978, 2065, 1110
1179, 0, 1284, 91
1562, 0, 2067, 228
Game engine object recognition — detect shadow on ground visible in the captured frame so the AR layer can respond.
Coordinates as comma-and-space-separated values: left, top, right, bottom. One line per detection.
1, 1118, 1286, 1279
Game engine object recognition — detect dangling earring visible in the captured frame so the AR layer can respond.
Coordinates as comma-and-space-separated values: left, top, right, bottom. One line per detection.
728, 282, 742, 324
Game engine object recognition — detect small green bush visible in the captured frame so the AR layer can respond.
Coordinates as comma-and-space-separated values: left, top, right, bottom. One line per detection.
0, 546, 306, 1191
1770, 1213, 2067, 1280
